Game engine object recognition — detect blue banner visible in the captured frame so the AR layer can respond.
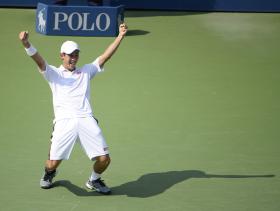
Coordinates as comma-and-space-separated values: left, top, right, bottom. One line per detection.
36, 3, 124, 36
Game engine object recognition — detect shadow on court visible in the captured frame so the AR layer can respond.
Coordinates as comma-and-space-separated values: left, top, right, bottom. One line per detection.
53, 170, 275, 197
126, 29, 150, 36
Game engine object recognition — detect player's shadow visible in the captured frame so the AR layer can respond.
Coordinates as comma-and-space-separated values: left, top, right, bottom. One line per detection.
126, 29, 150, 36
53, 170, 275, 197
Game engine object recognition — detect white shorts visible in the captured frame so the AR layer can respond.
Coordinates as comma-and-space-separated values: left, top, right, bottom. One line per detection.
49, 117, 109, 160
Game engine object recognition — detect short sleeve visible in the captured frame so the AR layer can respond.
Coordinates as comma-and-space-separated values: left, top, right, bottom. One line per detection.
40, 63, 58, 82
88, 57, 105, 79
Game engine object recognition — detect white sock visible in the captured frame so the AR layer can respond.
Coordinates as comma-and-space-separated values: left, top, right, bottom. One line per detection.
90, 171, 101, 181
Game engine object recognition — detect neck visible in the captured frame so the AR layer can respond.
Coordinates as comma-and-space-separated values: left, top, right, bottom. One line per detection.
63, 64, 75, 72
67, 68, 75, 72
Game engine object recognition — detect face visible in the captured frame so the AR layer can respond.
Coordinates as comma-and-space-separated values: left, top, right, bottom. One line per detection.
60, 50, 80, 71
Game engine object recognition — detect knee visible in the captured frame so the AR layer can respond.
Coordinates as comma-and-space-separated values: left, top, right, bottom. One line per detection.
46, 160, 61, 171
97, 155, 111, 166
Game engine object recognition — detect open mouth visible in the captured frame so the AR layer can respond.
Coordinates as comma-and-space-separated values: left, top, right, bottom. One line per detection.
69, 60, 77, 67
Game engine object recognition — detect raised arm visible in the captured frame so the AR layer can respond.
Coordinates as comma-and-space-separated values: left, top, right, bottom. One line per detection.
98, 23, 128, 67
19, 31, 46, 71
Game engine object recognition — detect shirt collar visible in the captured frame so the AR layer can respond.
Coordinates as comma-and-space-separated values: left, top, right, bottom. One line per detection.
59, 65, 76, 73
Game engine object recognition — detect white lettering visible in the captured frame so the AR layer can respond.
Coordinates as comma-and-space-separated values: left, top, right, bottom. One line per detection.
53, 12, 111, 32
82, 13, 95, 31
96, 13, 110, 31
68, 12, 83, 30
53, 12, 68, 30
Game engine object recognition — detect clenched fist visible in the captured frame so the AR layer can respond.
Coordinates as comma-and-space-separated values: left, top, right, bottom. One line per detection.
19, 31, 30, 48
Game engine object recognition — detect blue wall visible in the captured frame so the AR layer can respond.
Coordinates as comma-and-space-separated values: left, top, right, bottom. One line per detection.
114, 0, 280, 12
0, 0, 49, 7
0, 0, 280, 12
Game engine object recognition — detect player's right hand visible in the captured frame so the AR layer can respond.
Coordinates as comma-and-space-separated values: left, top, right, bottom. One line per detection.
19, 31, 29, 41
19, 31, 30, 47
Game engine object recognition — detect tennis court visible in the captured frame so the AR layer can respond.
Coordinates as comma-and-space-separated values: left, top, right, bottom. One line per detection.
0, 8, 279, 211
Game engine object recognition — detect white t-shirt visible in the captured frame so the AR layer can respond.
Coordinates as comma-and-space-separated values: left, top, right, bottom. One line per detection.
41, 58, 104, 121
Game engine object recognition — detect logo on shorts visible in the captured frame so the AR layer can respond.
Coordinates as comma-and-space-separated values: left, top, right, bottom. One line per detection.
37, 8, 46, 33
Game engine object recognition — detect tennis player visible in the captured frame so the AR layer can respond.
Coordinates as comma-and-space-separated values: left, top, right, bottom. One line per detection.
19, 23, 128, 194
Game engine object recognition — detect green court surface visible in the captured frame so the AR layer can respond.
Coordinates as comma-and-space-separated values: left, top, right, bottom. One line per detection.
0, 8, 280, 211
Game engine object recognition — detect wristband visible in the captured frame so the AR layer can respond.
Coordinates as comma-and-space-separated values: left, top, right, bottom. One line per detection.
25, 45, 37, 56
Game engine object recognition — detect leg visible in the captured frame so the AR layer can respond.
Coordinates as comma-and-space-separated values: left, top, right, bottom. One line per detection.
40, 119, 78, 189
93, 155, 111, 174
44, 143, 62, 171
78, 117, 111, 194
45, 159, 62, 171
40, 160, 62, 189
86, 155, 111, 194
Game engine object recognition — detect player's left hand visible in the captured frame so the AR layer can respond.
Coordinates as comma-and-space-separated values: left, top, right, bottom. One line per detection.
119, 23, 128, 37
